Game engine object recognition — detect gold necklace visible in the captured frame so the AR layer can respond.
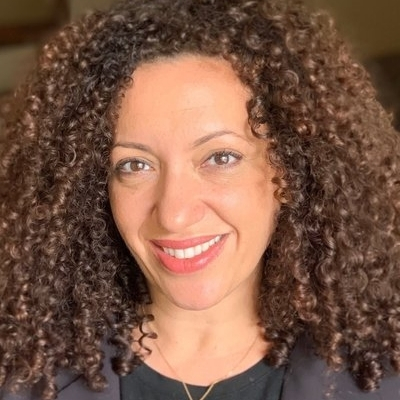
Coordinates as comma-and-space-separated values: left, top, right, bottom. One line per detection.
152, 331, 259, 400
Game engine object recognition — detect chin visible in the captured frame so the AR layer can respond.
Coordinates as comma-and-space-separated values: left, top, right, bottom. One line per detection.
170, 298, 224, 311
164, 284, 232, 311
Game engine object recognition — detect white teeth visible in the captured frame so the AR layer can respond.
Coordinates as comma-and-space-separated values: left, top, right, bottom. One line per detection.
184, 247, 195, 259
194, 244, 202, 256
163, 247, 175, 257
162, 235, 222, 259
175, 249, 185, 259
201, 242, 210, 252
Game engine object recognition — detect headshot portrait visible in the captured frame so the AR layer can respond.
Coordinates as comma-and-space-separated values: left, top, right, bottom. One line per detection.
1, 0, 400, 399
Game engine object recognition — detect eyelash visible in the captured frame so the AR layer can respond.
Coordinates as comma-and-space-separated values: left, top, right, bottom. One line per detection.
115, 158, 151, 174
113, 150, 243, 175
204, 150, 243, 167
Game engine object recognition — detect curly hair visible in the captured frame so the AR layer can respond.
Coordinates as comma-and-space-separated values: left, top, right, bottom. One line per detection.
1, 0, 400, 398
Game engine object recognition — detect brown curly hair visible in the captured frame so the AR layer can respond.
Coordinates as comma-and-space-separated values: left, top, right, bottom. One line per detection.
1, 0, 400, 398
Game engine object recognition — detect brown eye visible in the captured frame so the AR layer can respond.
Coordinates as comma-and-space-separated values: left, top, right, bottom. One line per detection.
116, 158, 151, 173
206, 151, 242, 167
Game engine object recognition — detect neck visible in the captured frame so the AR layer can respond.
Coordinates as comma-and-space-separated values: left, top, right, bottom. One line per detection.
137, 272, 269, 385
148, 290, 259, 348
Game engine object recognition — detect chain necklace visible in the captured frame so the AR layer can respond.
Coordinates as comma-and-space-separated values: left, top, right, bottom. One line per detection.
152, 330, 259, 400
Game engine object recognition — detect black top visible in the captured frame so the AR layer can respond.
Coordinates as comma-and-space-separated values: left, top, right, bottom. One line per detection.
120, 359, 285, 400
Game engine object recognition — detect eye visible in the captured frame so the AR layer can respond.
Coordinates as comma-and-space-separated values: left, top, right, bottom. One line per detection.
115, 158, 152, 173
205, 150, 243, 167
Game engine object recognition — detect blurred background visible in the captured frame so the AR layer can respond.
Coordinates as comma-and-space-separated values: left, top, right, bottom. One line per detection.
0, 0, 399, 129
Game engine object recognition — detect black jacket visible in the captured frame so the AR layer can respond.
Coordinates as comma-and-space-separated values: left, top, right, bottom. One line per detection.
3, 337, 400, 399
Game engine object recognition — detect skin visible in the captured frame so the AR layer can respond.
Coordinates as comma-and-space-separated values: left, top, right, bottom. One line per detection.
108, 55, 279, 383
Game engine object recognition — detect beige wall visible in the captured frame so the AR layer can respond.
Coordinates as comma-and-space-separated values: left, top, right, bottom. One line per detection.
306, 0, 400, 58
69, 0, 115, 19
0, 0, 57, 25
0, 0, 399, 93
68, 0, 400, 58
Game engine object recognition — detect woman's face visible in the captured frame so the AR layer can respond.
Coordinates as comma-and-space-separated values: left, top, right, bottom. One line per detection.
109, 55, 280, 310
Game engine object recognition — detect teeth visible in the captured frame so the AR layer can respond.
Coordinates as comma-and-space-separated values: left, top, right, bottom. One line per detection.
162, 235, 221, 259
201, 242, 210, 252
183, 247, 195, 259
194, 244, 202, 256
175, 249, 185, 259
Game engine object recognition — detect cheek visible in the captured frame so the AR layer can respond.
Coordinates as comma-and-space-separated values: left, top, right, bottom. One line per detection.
235, 178, 279, 242
108, 185, 145, 239
216, 175, 276, 214
212, 183, 277, 248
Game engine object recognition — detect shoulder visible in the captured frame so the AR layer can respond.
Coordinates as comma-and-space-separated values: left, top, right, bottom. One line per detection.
281, 336, 400, 400
1, 372, 119, 400
54, 342, 120, 400
0, 345, 120, 400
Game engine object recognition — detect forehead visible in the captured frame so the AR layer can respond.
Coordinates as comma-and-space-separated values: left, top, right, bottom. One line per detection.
115, 55, 252, 139
125, 55, 248, 110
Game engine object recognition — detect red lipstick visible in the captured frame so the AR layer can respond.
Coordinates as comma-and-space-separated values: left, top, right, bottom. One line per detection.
151, 234, 227, 274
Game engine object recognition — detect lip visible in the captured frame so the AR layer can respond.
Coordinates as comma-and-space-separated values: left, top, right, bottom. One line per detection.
152, 235, 222, 249
150, 234, 228, 274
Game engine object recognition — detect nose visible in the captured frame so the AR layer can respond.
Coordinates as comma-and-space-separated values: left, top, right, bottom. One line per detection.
153, 168, 206, 233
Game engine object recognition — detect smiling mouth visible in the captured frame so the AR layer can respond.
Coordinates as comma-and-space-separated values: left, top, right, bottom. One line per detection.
151, 234, 227, 274
161, 235, 222, 259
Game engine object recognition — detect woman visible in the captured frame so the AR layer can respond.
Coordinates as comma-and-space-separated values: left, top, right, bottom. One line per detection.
1, 0, 399, 399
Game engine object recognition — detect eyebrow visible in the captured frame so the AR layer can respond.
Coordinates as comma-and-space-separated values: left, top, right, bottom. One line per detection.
112, 130, 248, 152
192, 130, 245, 147
111, 142, 154, 154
